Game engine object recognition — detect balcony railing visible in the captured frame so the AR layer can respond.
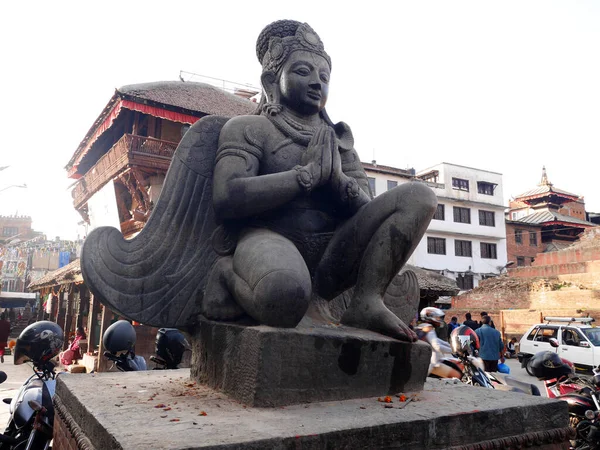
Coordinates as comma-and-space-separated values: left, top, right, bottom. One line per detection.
72, 134, 178, 208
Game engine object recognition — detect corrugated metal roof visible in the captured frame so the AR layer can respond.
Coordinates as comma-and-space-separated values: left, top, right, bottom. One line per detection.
516, 210, 595, 226
515, 184, 580, 200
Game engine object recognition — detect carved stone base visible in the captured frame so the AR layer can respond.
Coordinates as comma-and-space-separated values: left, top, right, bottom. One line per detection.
54, 372, 572, 450
189, 317, 431, 407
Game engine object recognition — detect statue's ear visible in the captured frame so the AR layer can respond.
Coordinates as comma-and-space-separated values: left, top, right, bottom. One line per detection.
260, 71, 282, 116
261, 71, 277, 101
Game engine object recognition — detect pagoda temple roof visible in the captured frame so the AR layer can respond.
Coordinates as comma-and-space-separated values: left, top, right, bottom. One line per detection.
514, 184, 580, 202
514, 166, 581, 203
66, 81, 256, 175
514, 210, 595, 227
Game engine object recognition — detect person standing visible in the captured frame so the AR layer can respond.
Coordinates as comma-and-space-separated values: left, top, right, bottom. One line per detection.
479, 311, 496, 329
475, 315, 504, 372
448, 316, 460, 333
0, 313, 11, 363
463, 312, 479, 330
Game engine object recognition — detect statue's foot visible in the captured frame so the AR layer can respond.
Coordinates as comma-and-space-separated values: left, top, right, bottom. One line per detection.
202, 257, 245, 320
341, 299, 417, 342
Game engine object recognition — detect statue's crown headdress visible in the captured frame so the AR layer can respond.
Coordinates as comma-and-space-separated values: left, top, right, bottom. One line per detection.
256, 20, 331, 74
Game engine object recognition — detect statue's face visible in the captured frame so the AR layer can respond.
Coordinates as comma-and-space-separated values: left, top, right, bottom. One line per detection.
278, 50, 330, 115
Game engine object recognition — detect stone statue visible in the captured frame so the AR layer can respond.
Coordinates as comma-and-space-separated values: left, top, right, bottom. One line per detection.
81, 20, 436, 343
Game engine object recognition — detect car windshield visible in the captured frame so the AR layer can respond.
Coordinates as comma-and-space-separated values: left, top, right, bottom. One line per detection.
582, 328, 600, 346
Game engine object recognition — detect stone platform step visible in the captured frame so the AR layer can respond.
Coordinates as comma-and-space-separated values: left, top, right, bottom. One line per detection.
54, 370, 572, 450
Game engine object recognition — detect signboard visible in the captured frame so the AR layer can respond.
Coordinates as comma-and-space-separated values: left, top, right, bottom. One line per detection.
87, 180, 121, 231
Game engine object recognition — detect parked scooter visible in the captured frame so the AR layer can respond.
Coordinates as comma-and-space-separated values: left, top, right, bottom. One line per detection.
529, 348, 600, 449
0, 321, 64, 450
102, 320, 147, 372
149, 328, 191, 370
102, 321, 190, 371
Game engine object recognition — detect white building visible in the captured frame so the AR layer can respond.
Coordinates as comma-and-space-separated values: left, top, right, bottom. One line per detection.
363, 162, 508, 292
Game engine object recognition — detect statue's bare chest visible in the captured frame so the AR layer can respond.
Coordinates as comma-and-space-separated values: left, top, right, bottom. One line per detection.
259, 137, 306, 175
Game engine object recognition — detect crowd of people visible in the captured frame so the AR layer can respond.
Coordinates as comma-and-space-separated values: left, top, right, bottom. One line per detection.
411, 309, 517, 373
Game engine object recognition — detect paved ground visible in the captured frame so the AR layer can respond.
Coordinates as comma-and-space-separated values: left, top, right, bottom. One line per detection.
0, 353, 40, 429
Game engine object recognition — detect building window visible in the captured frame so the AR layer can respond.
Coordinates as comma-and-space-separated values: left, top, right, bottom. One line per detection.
368, 177, 376, 196
387, 180, 397, 191
453, 206, 471, 224
427, 237, 446, 255
477, 181, 495, 195
529, 231, 538, 246
2, 227, 18, 237
433, 204, 445, 220
480, 242, 498, 259
456, 274, 474, 290
452, 178, 469, 192
517, 256, 525, 266
515, 229, 523, 245
479, 210, 495, 227
455, 240, 472, 257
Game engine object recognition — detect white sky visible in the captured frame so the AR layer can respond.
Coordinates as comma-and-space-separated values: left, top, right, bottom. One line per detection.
1, 1, 599, 240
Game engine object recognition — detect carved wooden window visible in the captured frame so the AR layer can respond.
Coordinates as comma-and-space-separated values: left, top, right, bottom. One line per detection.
480, 242, 498, 259
479, 210, 495, 227
433, 204, 445, 221
453, 206, 471, 224
452, 178, 469, 192
455, 240, 472, 257
427, 237, 446, 255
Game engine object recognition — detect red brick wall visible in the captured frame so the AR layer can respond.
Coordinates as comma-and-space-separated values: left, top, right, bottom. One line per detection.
559, 200, 586, 221
505, 222, 543, 267
452, 289, 531, 310
0, 215, 32, 238
53, 412, 80, 450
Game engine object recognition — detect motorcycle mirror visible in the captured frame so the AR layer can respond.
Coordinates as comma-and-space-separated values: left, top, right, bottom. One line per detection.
548, 338, 559, 348
28, 400, 43, 412
0, 372, 7, 384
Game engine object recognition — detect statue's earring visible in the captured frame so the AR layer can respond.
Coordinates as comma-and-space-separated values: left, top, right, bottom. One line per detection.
261, 71, 282, 116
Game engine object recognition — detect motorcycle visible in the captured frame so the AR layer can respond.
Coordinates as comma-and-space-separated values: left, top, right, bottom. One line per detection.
422, 323, 540, 395
0, 321, 64, 450
102, 322, 189, 372
531, 339, 600, 449
102, 320, 147, 372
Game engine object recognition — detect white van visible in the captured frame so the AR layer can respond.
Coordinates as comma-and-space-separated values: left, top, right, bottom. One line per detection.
518, 317, 600, 374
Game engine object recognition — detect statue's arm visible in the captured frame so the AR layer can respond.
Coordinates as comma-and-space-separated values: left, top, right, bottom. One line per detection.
213, 117, 304, 220
332, 147, 371, 214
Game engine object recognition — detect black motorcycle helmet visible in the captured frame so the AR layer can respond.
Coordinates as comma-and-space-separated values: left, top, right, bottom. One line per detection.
103, 320, 136, 354
450, 325, 480, 357
14, 321, 64, 366
155, 328, 190, 368
529, 351, 573, 380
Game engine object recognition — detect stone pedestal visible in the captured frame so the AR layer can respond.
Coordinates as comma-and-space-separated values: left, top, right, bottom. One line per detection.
189, 318, 431, 407
53, 371, 572, 450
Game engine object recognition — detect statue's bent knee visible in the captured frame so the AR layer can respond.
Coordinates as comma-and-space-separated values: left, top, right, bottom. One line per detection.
252, 269, 311, 328
393, 182, 438, 213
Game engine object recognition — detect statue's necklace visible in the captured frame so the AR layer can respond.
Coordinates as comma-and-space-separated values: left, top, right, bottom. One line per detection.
268, 112, 320, 146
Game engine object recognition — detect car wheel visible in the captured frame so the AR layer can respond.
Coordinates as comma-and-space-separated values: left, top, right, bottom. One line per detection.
525, 358, 534, 376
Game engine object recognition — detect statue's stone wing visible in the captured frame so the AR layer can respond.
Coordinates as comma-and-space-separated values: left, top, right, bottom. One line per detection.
81, 116, 228, 328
